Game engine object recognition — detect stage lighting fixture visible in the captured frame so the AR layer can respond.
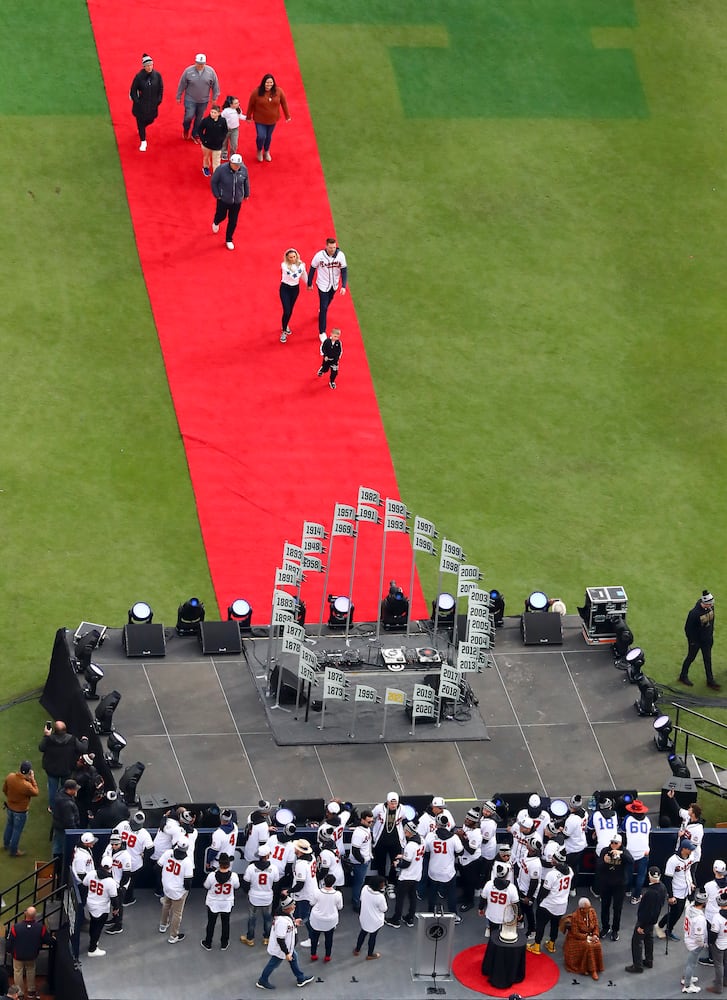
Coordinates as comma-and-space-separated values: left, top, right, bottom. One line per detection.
489, 590, 505, 626
118, 761, 146, 805
431, 592, 456, 628
128, 601, 153, 625
74, 628, 102, 673
94, 690, 121, 734
227, 598, 253, 631
653, 715, 675, 753
625, 646, 646, 683
82, 661, 105, 701
381, 580, 409, 631
612, 618, 634, 659
176, 597, 205, 636
327, 595, 354, 628
668, 753, 691, 778
525, 591, 549, 613
104, 731, 128, 769
634, 673, 659, 717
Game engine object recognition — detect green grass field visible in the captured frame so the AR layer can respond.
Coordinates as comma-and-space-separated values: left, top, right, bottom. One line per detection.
2, 0, 726, 888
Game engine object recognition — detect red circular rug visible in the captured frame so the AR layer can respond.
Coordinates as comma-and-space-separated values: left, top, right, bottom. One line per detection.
452, 944, 560, 998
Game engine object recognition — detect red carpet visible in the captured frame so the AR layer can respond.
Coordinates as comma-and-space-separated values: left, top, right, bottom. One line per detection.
452, 944, 560, 998
87, 0, 419, 620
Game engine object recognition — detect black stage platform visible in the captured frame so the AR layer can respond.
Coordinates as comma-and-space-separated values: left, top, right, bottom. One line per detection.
45, 616, 674, 811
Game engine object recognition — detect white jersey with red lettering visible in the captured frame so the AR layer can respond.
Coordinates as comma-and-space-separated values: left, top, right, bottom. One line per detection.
480, 817, 498, 861
398, 838, 426, 882
459, 826, 483, 867
115, 825, 153, 872
100, 845, 132, 885
711, 910, 727, 952
243, 818, 271, 863
480, 879, 520, 924
244, 861, 279, 906
71, 846, 96, 883
516, 855, 543, 896
563, 812, 588, 854
515, 808, 549, 840
318, 847, 345, 887
424, 831, 463, 882
293, 857, 318, 903
540, 866, 573, 916
267, 835, 296, 877
204, 870, 240, 913
158, 848, 194, 900
85, 874, 117, 917
210, 823, 239, 864
152, 815, 181, 860
664, 853, 694, 899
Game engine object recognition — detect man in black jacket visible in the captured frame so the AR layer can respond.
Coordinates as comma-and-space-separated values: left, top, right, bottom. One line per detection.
7, 905, 50, 999
679, 590, 720, 690
38, 720, 88, 808
129, 54, 163, 152
210, 154, 249, 251
52, 779, 80, 858
597, 833, 633, 942
625, 866, 668, 973
317, 329, 343, 389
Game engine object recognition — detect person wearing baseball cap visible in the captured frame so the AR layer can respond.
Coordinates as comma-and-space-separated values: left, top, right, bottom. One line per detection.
597, 833, 633, 942
386, 820, 423, 928
623, 799, 652, 904
175, 53, 220, 142
3, 761, 39, 857
657, 840, 697, 942
371, 792, 405, 899
210, 152, 250, 251
699, 861, 727, 969
706, 890, 727, 994
679, 589, 720, 690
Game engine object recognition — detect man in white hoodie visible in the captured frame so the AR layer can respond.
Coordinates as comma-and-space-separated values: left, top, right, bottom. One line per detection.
682, 890, 707, 994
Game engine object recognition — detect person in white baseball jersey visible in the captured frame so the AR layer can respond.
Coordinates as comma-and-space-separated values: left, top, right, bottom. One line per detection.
290, 839, 317, 944
708, 890, 727, 994
563, 795, 588, 896
387, 820, 424, 928
208, 809, 239, 870
589, 796, 619, 897
424, 815, 463, 918
266, 821, 297, 907
527, 847, 573, 954
322, 800, 351, 857
316, 825, 344, 887
256, 893, 315, 989
457, 808, 484, 911
480, 861, 520, 937
158, 839, 194, 943
699, 859, 727, 968
241, 843, 280, 946
354, 878, 388, 960
516, 835, 543, 937
101, 832, 132, 934
279, 248, 306, 342
657, 840, 696, 941
307, 237, 348, 341
243, 801, 272, 863
309, 872, 343, 961
674, 798, 705, 866
114, 811, 153, 904
85, 862, 117, 957
510, 815, 535, 871
202, 852, 240, 951
682, 889, 708, 993
348, 810, 374, 911
622, 799, 652, 904
152, 810, 182, 896
479, 800, 500, 885
515, 794, 550, 839
71, 832, 98, 892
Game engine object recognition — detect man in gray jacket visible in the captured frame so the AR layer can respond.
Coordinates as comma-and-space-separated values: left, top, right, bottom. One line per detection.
211, 154, 250, 250
176, 53, 220, 142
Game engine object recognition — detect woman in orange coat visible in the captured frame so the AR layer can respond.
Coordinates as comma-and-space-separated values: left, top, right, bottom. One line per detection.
245, 73, 290, 162
559, 898, 605, 981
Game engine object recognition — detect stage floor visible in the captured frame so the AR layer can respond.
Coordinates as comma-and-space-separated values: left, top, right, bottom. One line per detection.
77, 615, 672, 812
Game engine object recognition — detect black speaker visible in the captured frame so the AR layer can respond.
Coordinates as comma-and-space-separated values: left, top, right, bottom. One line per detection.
199, 620, 243, 655
659, 778, 698, 827
521, 613, 563, 645
139, 794, 175, 828
270, 665, 306, 705
123, 623, 166, 657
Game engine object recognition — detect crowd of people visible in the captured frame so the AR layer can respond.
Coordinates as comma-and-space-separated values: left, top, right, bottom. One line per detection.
43, 789, 726, 994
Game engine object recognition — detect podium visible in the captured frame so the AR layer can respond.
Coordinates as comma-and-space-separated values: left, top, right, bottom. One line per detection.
412, 912, 455, 981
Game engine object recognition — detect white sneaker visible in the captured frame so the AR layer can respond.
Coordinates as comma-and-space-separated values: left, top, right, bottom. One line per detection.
655, 924, 666, 939
139, 141, 147, 152
682, 986, 701, 994
159, 923, 169, 933
280, 332, 287, 343
212, 223, 219, 233
299, 939, 311, 948
226, 241, 235, 250
88, 947, 106, 957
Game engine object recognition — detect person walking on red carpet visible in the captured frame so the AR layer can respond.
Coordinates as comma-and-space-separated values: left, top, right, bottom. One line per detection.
279, 248, 307, 342
307, 237, 347, 342
221, 96, 245, 160
245, 74, 291, 162
176, 54, 220, 143
317, 329, 343, 389
210, 155, 249, 251
199, 105, 228, 177
129, 54, 163, 152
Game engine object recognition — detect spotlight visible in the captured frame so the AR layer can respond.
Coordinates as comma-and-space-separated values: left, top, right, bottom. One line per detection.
635, 673, 659, 717
381, 581, 409, 631
128, 601, 153, 625
74, 628, 102, 673
227, 598, 253, 631
118, 761, 145, 805
431, 592, 456, 629
327, 595, 354, 628
489, 590, 505, 626
82, 662, 105, 700
525, 591, 549, 613
625, 646, 646, 683
94, 690, 121, 734
104, 731, 127, 769
176, 597, 205, 636
653, 715, 675, 753
612, 618, 634, 658
668, 753, 691, 778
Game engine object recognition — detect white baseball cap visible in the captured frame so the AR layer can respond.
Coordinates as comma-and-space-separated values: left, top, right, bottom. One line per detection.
195, 53, 206, 64
81, 832, 97, 846
230, 154, 243, 165
714, 860, 727, 874
432, 796, 446, 808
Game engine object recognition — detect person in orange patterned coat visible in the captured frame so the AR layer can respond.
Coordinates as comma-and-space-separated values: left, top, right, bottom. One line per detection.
560, 897, 605, 981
